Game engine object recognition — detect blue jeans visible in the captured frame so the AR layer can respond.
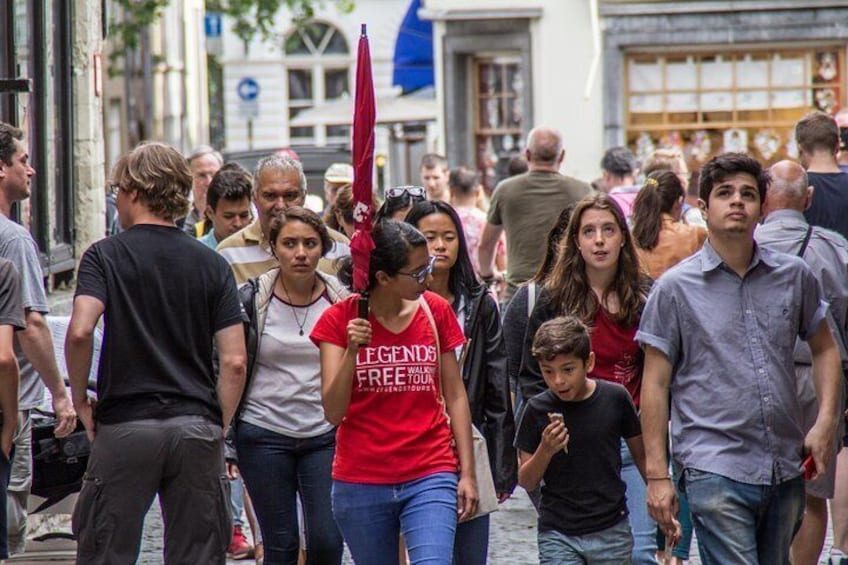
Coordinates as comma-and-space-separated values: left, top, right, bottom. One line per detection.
230, 474, 245, 528
332, 471, 458, 565
235, 422, 342, 565
453, 514, 489, 564
537, 517, 633, 564
683, 468, 804, 565
621, 441, 656, 564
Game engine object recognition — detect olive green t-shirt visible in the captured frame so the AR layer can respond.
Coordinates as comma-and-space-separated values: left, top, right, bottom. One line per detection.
488, 171, 591, 293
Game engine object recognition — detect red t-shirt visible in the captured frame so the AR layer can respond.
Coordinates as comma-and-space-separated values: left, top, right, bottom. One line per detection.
590, 308, 643, 408
310, 291, 465, 483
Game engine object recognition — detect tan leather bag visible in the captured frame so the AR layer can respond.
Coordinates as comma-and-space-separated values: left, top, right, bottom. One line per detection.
419, 297, 499, 522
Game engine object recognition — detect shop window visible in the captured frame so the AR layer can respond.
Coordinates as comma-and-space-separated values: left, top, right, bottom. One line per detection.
625, 48, 844, 168
285, 22, 350, 145
474, 56, 523, 192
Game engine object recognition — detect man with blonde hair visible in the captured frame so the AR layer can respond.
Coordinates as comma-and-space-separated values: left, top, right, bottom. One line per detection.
66, 141, 247, 564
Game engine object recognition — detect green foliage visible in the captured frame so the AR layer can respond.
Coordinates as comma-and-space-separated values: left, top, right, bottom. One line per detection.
107, 0, 355, 64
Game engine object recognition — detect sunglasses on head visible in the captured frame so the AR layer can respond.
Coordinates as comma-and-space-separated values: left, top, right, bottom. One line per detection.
385, 186, 426, 201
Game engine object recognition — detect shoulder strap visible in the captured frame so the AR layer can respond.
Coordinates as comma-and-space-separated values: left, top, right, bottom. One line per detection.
419, 296, 440, 354
527, 282, 537, 319
797, 225, 814, 258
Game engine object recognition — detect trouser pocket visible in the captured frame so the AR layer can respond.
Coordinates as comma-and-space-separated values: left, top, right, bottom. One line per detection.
72, 475, 103, 557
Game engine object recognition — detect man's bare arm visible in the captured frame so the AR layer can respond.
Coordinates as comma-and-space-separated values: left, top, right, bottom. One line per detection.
214, 324, 247, 430
20, 309, 76, 436
0, 325, 18, 457
477, 223, 504, 278
66, 296, 104, 441
806, 322, 842, 476
640, 345, 678, 532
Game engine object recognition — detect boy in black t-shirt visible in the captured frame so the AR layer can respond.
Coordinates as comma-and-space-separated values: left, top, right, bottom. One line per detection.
515, 316, 653, 564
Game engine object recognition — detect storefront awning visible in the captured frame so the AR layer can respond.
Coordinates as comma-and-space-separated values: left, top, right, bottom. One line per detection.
289, 92, 436, 127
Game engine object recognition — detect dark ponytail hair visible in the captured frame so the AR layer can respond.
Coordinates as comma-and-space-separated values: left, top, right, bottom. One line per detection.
337, 220, 427, 292
404, 200, 480, 301
631, 170, 685, 251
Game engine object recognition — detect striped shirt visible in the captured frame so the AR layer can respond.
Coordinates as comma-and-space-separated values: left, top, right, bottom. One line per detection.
216, 219, 350, 285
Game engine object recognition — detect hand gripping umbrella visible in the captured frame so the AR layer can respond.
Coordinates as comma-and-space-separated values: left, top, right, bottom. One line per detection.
350, 24, 376, 319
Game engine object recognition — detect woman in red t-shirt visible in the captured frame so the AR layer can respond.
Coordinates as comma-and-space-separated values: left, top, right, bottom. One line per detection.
310, 220, 478, 564
518, 193, 656, 564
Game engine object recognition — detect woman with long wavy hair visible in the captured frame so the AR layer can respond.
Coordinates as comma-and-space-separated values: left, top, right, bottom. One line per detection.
518, 192, 656, 564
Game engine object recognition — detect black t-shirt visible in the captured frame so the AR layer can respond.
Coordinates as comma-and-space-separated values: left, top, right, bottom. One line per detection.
75, 224, 243, 425
0, 259, 25, 331
805, 172, 848, 241
515, 381, 641, 535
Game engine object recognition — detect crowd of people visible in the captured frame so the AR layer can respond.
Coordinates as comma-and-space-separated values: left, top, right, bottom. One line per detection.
0, 107, 846, 565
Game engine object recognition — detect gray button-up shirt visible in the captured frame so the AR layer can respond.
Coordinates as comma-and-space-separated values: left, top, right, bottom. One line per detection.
636, 240, 828, 485
755, 209, 848, 365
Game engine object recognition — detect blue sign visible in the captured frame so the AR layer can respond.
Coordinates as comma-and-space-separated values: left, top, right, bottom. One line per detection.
237, 78, 260, 102
204, 13, 222, 38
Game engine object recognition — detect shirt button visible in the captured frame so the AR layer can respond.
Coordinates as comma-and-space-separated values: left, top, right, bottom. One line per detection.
759, 369, 766, 374
767, 426, 772, 432
764, 396, 769, 402
746, 309, 752, 314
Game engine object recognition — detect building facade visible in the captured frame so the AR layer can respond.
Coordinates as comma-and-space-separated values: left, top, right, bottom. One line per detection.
602, 0, 848, 174
219, 0, 438, 194
102, 0, 211, 173
0, 0, 105, 282
424, 0, 848, 185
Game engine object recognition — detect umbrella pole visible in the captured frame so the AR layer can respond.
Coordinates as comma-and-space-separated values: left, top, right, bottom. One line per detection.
358, 294, 369, 319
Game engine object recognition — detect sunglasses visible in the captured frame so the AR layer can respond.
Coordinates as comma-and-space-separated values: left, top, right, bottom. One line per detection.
397, 256, 436, 284
385, 185, 426, 200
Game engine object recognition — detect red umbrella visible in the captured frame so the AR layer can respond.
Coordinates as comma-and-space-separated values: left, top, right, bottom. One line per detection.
350, 24, 376, 316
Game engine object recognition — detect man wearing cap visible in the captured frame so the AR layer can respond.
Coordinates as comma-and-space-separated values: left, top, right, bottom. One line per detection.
323, 163, 353, 210
217, 154, 350, 284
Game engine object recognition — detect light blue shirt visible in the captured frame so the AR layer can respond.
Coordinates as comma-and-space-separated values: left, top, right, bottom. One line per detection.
636, 240, 828, 485
755, 209, 848, 364
199, 230, 219, 250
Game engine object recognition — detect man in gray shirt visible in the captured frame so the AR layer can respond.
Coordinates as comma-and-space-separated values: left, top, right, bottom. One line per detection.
0, 122, 76, 554
638, 153, 842, 564
755, 160, 848, 565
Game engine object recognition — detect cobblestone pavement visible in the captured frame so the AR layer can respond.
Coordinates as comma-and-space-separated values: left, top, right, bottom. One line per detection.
138, 488, 837, 565
8, 489, 839, 563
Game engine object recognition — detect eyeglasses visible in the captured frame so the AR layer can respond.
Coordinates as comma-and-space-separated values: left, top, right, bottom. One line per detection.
385, 186, 426, 201
397, 256, 436, 284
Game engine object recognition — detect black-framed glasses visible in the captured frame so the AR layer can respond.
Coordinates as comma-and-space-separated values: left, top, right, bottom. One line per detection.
397, 256, 436, 284
385, 185, 426, 201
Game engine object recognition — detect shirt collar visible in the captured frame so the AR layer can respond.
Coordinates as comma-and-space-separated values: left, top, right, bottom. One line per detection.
243, 219, 265, 245
762, 208, 807, 226
700, 239, 779, 274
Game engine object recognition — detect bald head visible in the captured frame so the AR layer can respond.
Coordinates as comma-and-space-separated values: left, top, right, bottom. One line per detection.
766, 160, 811, 213
836, 109, 848, 129
526, 127, 564, 168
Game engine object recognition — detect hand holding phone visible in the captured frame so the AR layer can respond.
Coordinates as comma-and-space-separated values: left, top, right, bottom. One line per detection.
547, 412, 568, 454
803, 454, 816, 480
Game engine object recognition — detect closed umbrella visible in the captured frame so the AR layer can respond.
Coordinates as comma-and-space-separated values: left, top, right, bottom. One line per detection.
350, 24, 376, 317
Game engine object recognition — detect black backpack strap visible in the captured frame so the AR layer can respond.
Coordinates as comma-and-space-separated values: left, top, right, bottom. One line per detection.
797, 225, 814, 258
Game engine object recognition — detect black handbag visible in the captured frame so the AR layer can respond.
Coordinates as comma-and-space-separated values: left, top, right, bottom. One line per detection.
30, 413, 91, 513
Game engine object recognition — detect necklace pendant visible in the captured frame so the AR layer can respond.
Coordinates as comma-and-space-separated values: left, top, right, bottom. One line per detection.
299, 329, 304, 336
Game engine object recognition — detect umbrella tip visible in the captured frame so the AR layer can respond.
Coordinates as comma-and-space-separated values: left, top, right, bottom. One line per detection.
361, 23, 366, 36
